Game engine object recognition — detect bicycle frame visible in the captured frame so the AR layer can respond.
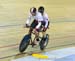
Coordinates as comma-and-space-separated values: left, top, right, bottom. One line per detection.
28, 29, 42, 45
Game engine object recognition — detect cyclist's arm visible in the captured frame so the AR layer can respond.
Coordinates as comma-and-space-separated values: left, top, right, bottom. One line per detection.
26, 13, 32, 26
35, 12, 43, 30
44, 13, 49, 28
36, 21, 42, 29
45, 19, 48, 28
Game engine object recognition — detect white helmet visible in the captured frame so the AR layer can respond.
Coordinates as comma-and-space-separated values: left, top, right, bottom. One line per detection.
30, 7, 36, 13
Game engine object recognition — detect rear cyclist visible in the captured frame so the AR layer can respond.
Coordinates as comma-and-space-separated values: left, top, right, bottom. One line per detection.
38, 6, 50, 40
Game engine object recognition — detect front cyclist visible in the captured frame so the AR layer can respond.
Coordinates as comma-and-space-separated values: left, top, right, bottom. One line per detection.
25, 7, 43, 45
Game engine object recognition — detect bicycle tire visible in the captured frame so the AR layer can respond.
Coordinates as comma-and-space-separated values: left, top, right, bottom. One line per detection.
19, 34, 31, 53
40, 34, 49, 50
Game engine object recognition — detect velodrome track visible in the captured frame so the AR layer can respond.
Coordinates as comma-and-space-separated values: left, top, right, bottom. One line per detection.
0, 0, 75, 61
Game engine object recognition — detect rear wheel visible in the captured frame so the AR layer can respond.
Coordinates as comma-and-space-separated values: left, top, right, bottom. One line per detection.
19, 34, 31, 53
40, 34, 49, 50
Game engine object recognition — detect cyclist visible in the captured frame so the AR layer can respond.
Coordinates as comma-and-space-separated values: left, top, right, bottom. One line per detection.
25, 7, 43, 45
38, 6, 50, 40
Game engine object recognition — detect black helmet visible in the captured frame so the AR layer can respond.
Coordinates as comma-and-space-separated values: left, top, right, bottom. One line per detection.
30, 7, 36, 13
38, 6, 44, 14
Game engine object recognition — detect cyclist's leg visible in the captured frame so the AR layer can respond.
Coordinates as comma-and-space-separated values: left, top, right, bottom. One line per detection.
42, 21, 49, 37
41, 21, 46, 38
35, 31, 39, 41
32, 22, 41, 45
28, 20, 38, 35
32, 29, 40, 45
42, 21, 48, 39
30, 20, 39, 43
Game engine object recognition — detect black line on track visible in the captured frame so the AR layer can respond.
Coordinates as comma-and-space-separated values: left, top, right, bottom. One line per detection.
0, 42, 75, 60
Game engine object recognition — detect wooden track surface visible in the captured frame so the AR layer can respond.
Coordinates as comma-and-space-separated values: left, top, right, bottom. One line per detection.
0, 0, 75, 61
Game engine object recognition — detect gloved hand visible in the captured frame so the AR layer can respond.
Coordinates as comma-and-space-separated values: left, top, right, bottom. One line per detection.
24, 24, 30, 28
43, 27, 47, 32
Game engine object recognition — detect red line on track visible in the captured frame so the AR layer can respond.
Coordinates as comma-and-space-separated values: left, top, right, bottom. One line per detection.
0, 43, 19, 48
0, 35, 75, 49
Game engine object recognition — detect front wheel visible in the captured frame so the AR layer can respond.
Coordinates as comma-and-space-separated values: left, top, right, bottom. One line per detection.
19, 34, 31, 53
39, 34, 49, 50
